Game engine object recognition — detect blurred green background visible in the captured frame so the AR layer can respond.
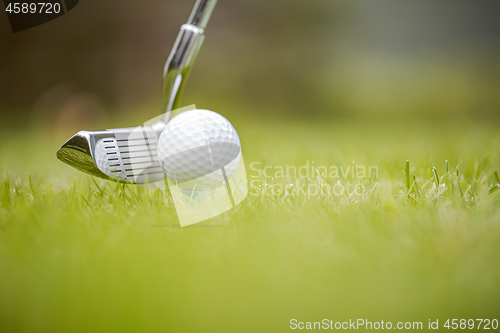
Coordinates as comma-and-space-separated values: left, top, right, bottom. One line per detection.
1, 0, 500, 130
1, 1, 500, 332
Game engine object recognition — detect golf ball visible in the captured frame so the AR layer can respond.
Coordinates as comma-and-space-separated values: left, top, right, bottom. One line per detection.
158, 109, 241, 190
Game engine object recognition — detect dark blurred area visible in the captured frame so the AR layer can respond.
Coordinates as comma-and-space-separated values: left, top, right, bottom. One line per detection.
1, 0, 500, 130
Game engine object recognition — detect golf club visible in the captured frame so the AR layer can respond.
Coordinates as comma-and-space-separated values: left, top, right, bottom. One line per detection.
56, 0, 217, 184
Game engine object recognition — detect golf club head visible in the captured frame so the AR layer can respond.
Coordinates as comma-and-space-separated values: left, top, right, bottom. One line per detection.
57, 0, 218, 183
56, 24, 204, 184
57, 122, 166, 184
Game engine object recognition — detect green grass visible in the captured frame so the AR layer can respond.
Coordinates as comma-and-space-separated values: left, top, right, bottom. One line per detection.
1, 118, 500, 332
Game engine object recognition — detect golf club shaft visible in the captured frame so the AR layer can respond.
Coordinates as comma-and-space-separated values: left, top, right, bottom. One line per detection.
188, 0, 218, 29
162, 0, 218, 120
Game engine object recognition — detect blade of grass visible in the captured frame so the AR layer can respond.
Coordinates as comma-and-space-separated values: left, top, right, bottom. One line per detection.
456, 166, 464, 200
464, 169, 476, 200
488, 184, 500, 194
445, 160, 449, 187
81, 194, 92, 209
91, 177, 105, 197
405, 160, 410, 190
413, 175, 420, 196
432, 167, 440, 188
28, 174, 35, 197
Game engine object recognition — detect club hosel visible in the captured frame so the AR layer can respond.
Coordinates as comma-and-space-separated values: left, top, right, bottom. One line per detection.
162, 24, 205, 114
163, 24, 205, 77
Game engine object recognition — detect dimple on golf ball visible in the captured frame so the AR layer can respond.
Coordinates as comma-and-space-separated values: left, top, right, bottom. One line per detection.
158, 109, 241, 190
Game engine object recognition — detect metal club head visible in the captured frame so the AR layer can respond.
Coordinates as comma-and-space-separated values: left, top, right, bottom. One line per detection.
57, 122, 166, 183
57, 0, 218, 184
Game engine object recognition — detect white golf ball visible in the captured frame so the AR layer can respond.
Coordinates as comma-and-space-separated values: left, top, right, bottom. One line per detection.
158, 109, 241, 190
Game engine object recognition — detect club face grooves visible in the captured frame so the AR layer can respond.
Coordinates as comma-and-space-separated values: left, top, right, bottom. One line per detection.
57, 128, 166, 184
